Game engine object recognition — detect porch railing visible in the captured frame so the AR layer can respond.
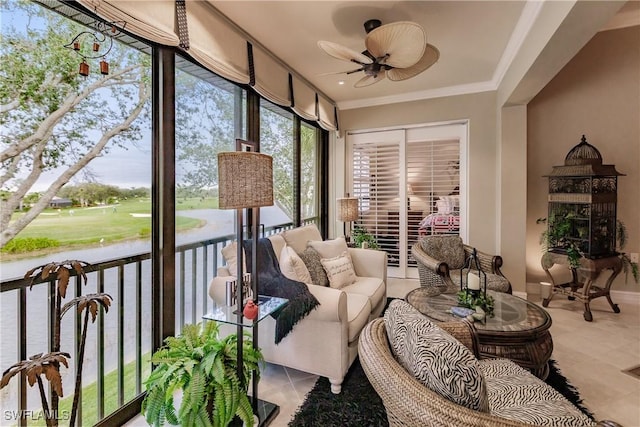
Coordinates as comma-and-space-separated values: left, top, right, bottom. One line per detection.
0, 219, 311, 426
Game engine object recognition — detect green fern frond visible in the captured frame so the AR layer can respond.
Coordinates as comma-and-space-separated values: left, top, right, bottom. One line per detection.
213, 383, 227, 427
189, 367, 207, 413
236, 393, 254, 427
164, 396, 180, 425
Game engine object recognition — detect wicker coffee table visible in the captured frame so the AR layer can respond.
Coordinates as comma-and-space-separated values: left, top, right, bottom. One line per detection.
406, 287, 553, 379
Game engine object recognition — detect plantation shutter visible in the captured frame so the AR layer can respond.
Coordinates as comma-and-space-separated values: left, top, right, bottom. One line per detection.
351, 132, 403, 267
349, 129, 461, 270
406, 139, 460, 227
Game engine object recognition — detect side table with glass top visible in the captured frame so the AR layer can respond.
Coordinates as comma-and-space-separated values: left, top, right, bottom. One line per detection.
406, 287, 553, 379
203, 295, 288, 427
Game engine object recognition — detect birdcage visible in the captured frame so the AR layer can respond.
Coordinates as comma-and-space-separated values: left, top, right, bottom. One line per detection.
544, 135, 624, 259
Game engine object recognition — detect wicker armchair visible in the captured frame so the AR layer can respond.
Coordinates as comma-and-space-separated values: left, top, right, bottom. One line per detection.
358, 318, 621, 427
411, 235, 511, 294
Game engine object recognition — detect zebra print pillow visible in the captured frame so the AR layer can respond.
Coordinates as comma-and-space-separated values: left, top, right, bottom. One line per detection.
384, 300, 489, 412
480, 358, 595, 426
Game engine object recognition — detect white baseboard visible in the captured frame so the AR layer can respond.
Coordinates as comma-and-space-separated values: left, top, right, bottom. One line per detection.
513, 290, 528, 299
610, 290, 640, 305
525, 281, 640, 306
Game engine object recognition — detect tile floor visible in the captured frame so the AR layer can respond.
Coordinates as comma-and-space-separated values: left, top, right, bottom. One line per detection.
126, 278, 640, 426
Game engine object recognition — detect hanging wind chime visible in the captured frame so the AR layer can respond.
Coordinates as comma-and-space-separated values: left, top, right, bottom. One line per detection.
64, 20, 125, 77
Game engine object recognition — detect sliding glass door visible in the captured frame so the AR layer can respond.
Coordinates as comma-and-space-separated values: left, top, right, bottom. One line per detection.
348, 123, 467, 278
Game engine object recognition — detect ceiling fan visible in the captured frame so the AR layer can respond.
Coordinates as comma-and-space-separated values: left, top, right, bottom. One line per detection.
318, 19, 439, 88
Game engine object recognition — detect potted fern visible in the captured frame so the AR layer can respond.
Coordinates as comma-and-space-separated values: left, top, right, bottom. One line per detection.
142, 321, 263, 427
351, 226, 379, 249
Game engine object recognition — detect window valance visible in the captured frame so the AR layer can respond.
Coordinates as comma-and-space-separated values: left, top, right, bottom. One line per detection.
77, 0, 338, 130
77, 0, 180, 46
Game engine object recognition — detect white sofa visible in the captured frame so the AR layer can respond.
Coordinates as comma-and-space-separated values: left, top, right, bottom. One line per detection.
208, 224, 387, 394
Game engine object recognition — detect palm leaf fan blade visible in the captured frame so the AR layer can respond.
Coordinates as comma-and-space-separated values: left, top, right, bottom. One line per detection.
317, 40, 372, 64
387, 44, 439, 81
365, 21, 426, 68
354, 72, 386, 88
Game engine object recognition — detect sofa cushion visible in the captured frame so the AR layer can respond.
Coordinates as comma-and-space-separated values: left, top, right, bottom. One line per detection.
341, 276, 385, 313
479, 358, 594, 426
308, 236, 349, 259
281, 224, 323, 254
221, 241, 245, 277
320, 251, 357, 289
420, 235, 466, 269
450, 271, 511, 293
268, 234, 287, 262
346, 293, 370, 343
298, 247, 329, 287
384, 300, 489, 413
280, 245, 313, 284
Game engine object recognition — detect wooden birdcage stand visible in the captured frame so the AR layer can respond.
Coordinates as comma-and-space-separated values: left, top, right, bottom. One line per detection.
541, 252, 622, 322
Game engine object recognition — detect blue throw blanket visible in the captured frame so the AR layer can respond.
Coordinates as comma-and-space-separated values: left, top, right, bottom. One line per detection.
243, 238, 320, 344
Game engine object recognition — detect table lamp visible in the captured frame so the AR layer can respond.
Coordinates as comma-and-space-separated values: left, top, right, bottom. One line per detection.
337, 194, 359, 243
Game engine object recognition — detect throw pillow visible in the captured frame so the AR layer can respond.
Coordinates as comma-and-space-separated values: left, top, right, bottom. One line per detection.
280, 245, 313, 284
221, 241, 245, 277
307, 236, 349, 259
384, 300, 489, 412
320, 251, 356, 289
298, 247, 329, 287
281, 224, 323, 254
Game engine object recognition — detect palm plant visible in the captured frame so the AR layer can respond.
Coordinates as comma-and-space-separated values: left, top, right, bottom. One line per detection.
0, 260, 112, 427
0, 352, 70, 427
142, 321, 263, 427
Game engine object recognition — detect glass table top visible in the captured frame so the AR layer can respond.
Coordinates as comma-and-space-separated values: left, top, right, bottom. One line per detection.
202, 295, 288, 327
405, 287, 551, 332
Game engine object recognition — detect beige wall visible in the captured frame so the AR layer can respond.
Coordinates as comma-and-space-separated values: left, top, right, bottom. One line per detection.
527, 26, 640, 292
339, 91, 500, 254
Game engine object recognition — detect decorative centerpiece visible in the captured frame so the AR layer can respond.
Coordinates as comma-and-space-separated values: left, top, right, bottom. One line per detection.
457, 248, 494, 321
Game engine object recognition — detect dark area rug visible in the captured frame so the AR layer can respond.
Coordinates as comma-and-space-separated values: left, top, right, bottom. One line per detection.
289, 299, 593, 426
289, 358, 592, 427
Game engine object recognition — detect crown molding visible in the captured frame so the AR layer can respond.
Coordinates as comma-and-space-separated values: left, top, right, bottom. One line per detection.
600, 2, 640, 31
337, 80, 496, 110
491, 0, 545, 89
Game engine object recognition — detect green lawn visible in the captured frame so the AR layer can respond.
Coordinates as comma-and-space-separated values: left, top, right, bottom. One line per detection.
5, 197, 218, 256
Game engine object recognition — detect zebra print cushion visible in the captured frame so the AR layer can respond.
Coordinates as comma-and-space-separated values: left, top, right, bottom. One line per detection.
384, 300, 489, 412
480, 358, 595, 426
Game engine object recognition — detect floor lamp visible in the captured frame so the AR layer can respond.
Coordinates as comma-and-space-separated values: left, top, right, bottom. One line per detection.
337, 195, 359, 244
218, 143, 273, 421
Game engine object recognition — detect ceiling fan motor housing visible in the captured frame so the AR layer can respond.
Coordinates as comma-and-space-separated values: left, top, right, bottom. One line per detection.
364, 19, 382, 33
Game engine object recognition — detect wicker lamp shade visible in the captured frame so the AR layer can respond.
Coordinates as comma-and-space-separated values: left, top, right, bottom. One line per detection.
337, 197, 359, 222
218, 152, 274, 209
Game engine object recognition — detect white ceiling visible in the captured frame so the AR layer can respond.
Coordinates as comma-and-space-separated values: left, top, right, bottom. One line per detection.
212, 1, 526, 108
211, 1, 637, 110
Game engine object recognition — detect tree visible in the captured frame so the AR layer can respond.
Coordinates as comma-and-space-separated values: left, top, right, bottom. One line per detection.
0, 0, 151, 248
261, 107, 295, 218
174, 70, 238, 196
